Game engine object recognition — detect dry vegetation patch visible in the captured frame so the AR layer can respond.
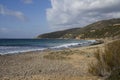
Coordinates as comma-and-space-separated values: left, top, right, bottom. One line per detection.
89, 40, 120, 80
43, 50, 74, 60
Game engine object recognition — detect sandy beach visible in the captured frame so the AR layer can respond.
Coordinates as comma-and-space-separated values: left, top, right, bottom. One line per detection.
0, 43, 105, 80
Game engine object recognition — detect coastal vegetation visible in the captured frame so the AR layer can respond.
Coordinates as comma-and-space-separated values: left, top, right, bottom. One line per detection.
43, 50, 73, 60
89, 40, 120, 80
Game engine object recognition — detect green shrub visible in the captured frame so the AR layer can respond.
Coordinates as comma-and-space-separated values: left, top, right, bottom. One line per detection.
89, 40, 120, 79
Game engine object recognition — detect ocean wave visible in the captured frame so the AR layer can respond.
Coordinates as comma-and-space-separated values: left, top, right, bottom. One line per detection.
0, 46, 46, 55
50, 41, 96, 49
0, 40, 97, 55
8, 48, 46, 54
87, 40, 96, 43
50, 43, 81, 49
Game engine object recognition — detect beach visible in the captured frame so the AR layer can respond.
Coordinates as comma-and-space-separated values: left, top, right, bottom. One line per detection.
0, 43, 106, 80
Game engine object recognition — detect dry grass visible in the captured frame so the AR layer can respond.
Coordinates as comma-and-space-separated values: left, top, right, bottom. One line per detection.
0, 44, 105, 80
43, 50, 73, 60
89, 40, 120, 80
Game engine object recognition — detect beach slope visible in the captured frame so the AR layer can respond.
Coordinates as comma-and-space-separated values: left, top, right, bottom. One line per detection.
0, 44, 104, 80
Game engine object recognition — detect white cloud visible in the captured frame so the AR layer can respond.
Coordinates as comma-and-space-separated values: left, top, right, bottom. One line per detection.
47, 0, 120, 30
0, 27, 9, 33
0, 4, 27, 21
22, 0, 33, 4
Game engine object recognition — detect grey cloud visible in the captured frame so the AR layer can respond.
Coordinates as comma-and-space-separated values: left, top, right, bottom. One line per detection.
47, 0, 120, 30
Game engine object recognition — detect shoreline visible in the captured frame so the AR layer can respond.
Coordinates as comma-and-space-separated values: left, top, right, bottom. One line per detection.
0, 40, 98, 55
0, 39, 103, 56
0, 45, 100, 56
0, 42, 105, 80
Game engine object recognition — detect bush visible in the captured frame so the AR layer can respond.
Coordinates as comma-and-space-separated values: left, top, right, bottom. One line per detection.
89, 40, 120, 80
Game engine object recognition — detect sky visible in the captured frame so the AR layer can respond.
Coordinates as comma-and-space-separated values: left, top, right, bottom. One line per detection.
0, 0, 120, 38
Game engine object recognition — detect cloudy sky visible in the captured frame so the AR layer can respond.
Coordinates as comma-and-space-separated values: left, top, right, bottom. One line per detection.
0, 0, 120, 38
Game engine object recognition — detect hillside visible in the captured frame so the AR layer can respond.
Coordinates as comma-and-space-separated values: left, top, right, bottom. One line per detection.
37, 18, 120, 39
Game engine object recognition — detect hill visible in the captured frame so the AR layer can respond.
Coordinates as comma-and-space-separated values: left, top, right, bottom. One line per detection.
37, 18, 120, 39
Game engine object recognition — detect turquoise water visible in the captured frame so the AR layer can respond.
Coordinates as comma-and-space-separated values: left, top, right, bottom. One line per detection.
0, 39, 96, 55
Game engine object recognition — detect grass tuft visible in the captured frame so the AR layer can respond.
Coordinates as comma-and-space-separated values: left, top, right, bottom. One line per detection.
89, 40, 120, 80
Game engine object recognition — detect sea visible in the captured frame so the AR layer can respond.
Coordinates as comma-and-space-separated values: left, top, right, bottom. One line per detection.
0, 39, 96, 55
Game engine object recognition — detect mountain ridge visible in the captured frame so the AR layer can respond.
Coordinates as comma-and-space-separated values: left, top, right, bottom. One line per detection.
37, 18, 120, 39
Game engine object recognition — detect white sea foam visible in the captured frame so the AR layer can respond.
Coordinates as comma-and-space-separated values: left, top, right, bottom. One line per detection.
87, 40, 97, 43
0, 40, 97, 55
52, 40, 97, 49
50, 41, 94, 49
0, 47, 46, 55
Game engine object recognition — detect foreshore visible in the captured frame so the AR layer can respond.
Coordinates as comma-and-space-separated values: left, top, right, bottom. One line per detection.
0, 42, 106, 80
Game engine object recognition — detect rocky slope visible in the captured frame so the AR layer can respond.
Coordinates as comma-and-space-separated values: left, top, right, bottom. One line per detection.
37, 18, 120, 39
